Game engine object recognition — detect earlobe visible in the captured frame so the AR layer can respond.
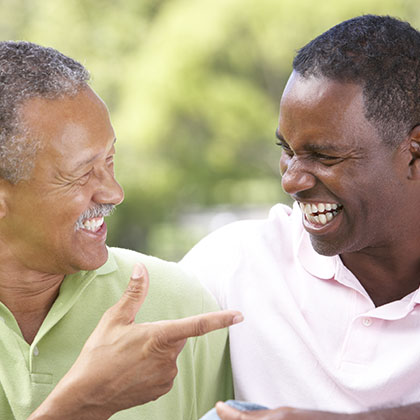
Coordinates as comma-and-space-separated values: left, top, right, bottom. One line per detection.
0, 180, 9, 219
408, 157, 420, 180
407, 126, 420, 180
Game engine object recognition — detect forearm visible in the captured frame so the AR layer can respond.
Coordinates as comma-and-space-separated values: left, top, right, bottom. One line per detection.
28, 373, 112, 420
216, 401, 420, 420
355, 403, 420, 420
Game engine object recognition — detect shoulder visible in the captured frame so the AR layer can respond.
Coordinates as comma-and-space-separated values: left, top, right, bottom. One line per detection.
109, 247, 190, 282
106, 247, 219, 318
180, 203, 300, 305
181, 203, 299, 267
183, 203, 297, 255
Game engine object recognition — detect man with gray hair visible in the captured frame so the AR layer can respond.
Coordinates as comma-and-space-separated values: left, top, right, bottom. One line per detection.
0, 41, 242, 419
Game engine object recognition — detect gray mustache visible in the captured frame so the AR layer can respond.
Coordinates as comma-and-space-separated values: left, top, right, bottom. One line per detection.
74, 204, 115, 230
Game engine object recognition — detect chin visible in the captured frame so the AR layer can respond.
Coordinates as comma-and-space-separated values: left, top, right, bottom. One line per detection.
310, 236, 341, 257
75, 246, 109, 272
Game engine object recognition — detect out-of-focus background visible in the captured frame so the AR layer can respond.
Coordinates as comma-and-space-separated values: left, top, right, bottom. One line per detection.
2, 0, 419, 260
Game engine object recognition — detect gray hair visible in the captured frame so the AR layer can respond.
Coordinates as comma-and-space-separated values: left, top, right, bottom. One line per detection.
0, 41, 90, 183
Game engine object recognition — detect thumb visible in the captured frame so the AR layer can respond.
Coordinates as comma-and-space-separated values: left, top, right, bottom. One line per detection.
215, 402, 243, 419
114, 263, 150, 324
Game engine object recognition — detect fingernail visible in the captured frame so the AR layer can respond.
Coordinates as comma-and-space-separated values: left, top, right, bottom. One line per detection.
232, 314, 244, 324
132, 263, 144, 279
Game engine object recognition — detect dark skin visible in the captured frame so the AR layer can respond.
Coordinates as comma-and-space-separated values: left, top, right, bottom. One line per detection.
339, 135, 420, 305
278, 72, 420, 307
215, 401, 420, 419
213, 72, 420, 419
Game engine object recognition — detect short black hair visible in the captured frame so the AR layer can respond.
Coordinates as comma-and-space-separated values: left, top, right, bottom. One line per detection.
293, 15, 420, 146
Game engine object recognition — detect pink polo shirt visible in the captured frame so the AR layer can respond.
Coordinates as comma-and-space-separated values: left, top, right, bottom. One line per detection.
180, 203, 420, 413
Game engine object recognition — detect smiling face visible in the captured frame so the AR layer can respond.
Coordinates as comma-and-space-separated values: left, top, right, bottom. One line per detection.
277, 72, 414, 257
0, 86, 124, 274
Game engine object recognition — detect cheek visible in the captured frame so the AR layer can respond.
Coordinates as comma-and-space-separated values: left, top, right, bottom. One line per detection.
279, 154, 289, 175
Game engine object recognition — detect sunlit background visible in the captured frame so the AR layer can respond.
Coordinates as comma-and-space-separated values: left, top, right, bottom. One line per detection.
2, 0, 419, 260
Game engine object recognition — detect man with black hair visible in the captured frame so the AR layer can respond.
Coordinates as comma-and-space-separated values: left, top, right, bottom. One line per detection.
183, 15, 420, 419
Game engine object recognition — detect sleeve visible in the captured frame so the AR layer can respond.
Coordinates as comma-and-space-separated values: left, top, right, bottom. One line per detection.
190, 288, 234, 419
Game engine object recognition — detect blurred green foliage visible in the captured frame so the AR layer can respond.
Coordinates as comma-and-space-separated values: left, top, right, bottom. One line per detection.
1, 0, 418, 259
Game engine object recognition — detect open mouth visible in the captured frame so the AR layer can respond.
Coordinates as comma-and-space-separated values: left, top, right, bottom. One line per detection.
299, 202, 343, 225
78, 217, 104, 233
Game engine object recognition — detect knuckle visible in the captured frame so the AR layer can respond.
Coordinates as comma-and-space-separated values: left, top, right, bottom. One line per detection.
154, 326, 169, 348
167, 365, 178, 380
162, 379, 175, 393
125, 279, 144, 296
102, 304, 125, 324
150, 380, 174, 401
101, 306, 117, 323
195, 317, 210, 336
147, 324, 170, 352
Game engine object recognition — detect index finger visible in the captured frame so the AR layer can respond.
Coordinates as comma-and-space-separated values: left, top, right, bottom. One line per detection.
165, 310, 243, 344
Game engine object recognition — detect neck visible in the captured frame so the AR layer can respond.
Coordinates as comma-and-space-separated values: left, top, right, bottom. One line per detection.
0, 253, 64, 344
341, 243, 420, 307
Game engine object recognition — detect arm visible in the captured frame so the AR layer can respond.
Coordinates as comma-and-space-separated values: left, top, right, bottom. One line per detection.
192, 290, 234, 418
28, 264, 243, 420
215, 401, 420, 420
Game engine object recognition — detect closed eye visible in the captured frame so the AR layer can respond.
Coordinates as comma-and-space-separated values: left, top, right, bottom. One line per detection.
77, 169, 93, 185
276, 139, 294, 155
311, 152, 343, 165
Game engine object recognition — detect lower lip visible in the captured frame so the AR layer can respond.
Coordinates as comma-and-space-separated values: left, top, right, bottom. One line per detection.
79, 221, 107, 241
302, 210, 343, 235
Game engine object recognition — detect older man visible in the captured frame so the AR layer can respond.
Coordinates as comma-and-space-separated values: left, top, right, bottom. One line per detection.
182, 15, 420, 420
0, 41, 242, 420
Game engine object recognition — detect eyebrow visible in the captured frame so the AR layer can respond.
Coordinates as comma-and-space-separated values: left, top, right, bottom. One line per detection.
72, 138, 117, 172
275, 129, 348, 153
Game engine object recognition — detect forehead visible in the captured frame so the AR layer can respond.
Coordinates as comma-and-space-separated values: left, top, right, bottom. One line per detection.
19, 87, 115, 173
278, 72, 376, 147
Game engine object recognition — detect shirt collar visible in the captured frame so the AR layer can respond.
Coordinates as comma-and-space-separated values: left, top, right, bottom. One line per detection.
95, 247, 118, 275
291, 202, 336, 280
291, 202, 420, 308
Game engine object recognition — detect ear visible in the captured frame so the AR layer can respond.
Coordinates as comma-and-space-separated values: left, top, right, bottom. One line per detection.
407, 125, 420, 180
0, 178, 10, 219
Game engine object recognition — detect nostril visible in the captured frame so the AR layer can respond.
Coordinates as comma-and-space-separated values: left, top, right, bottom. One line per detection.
281, 170, 316, 195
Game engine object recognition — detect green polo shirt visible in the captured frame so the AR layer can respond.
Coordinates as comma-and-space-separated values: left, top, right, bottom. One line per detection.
0, 247, 233, 419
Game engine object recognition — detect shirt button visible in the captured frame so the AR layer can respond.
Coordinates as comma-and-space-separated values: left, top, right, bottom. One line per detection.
33, 346, 40, 356
362, 317, 373, 327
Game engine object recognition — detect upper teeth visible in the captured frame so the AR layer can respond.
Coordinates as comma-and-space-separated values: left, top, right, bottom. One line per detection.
299, 202, 341, 225
82, 217, 104, 232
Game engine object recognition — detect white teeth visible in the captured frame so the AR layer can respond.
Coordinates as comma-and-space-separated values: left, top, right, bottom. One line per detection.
319, 214, 327, 224
82, 217, 104, 232
298, 201, 342, 226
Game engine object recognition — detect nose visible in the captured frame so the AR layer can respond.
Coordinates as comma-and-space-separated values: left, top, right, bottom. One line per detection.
92, 168, 124, 206
280, 155, 316, 196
